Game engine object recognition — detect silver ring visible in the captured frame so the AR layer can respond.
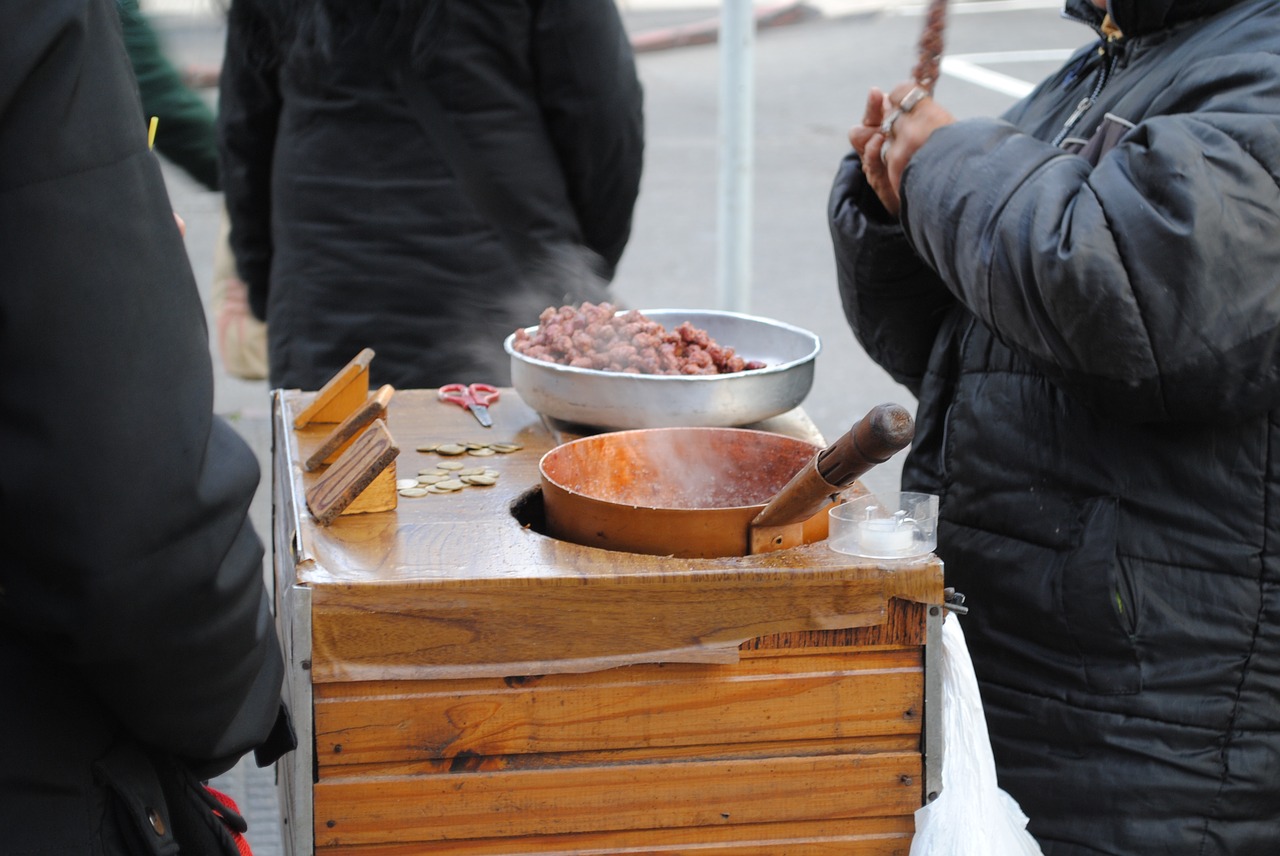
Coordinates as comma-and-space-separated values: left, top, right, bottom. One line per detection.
880, 108, 903, 137
899, 85, 930, 114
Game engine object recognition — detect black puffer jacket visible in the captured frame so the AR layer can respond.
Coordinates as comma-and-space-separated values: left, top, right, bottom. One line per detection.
830, 0, 1280, 852
1, 1, 289, 853
219, 0, 644, 391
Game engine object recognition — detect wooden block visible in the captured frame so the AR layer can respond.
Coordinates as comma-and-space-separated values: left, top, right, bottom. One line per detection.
306, 420, 399, 526
293, 348, 375, 428
340, 464, 398, 517
305, 384, 396, 472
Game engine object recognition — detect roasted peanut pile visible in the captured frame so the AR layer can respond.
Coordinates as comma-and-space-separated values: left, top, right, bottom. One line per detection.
512, 302, 767, 375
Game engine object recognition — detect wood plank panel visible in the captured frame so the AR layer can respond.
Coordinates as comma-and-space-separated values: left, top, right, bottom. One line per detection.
315, 649, 923, 766
316, 816, 914, 855
316, 735, 922, 779
308, 571, 940, 683
313, 752, 921, 847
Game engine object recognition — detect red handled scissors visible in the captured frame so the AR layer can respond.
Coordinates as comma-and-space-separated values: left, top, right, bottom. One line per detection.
438, 383, 500, 428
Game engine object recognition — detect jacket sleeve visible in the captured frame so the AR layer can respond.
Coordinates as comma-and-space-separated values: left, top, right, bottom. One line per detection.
217, 0, 281, 321
531, 0, 645, 277
117, 0, 220, 191
0, 0, 283, 776
899, 53, 1280, 423
828, 150, 958, 396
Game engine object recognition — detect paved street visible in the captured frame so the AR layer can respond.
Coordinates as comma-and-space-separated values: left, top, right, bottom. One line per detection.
140, 1, 1088, 850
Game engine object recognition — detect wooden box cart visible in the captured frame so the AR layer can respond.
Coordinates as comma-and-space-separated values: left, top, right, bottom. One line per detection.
271, 388, 946, 855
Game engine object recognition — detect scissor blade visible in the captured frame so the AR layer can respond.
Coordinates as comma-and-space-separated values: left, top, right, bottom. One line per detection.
470, 404, 493, 428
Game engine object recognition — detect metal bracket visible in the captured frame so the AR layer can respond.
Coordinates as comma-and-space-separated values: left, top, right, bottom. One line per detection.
943, 586, 968, 615
922, 602, 945, 804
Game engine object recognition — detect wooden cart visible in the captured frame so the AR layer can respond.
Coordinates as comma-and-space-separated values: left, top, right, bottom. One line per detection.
271, 388, 945, 855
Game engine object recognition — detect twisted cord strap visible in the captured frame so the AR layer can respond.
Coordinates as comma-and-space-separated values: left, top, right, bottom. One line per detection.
912, 0, 949, 92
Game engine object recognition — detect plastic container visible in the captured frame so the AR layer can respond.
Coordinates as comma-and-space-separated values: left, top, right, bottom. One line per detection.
828, 492, 938, 560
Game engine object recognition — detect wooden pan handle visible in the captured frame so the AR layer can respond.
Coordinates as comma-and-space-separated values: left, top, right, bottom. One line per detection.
750, 403, 914, 532
816, 403, 915, 487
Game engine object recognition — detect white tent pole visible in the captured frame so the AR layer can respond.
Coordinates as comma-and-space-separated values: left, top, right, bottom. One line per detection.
716, 0, 754, 313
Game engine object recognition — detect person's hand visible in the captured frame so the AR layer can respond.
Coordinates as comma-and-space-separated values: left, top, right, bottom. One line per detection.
848, 82, 956, 218
849, 87, 896, 214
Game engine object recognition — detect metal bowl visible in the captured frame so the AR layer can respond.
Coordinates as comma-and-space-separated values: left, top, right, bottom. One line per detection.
504, 308, 821, 429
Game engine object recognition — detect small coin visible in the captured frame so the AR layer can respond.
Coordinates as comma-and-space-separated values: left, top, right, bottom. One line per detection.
417, 473, 448, 485
426, 484, 454, 494
436, 443, 467, 456
462, 442, 488, 450
437, 461, 464, 471
434, 479, 466, 491
462, 475, 498, 486
467, 447, 497, 457
398, 487, 430, 498
457, 467, 487, 476
396, 478, 421, 491
489, 443, 522, 453
415, 443, 440, 453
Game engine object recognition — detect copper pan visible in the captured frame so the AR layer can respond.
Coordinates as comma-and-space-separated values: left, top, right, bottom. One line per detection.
539, 404, 914, 558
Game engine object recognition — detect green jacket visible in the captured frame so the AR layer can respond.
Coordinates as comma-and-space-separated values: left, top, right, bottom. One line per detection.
117, 0, 219, 190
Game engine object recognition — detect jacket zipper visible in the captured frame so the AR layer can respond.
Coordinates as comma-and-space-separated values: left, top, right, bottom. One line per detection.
1051, 41, 1121, 147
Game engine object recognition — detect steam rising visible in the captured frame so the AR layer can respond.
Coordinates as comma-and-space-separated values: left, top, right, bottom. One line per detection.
447, 243, 612, 386
542, 428, 818, 510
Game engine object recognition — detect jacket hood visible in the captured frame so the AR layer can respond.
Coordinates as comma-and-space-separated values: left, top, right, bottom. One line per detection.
1066, 0, 1246, 36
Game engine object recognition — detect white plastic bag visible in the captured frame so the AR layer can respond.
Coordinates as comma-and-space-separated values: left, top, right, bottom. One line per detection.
910, 615, 1045, 856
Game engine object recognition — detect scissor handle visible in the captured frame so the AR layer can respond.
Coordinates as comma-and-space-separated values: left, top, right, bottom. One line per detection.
438, 383, 468, 405
438, 383, 500, 406
466, 383, 499, 406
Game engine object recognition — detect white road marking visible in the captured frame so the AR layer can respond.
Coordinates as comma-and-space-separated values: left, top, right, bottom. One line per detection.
943, 49, 1075, 98
894, 0, 1064, 15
